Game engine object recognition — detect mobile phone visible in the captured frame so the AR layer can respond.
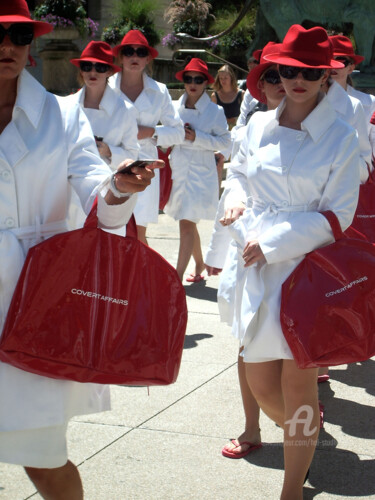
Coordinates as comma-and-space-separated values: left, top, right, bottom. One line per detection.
117, 159, 157, 175
94, 135, 103, 142
184, 123, 192, 130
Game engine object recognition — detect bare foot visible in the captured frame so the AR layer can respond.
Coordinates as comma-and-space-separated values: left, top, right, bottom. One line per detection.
223, 429, 262, 455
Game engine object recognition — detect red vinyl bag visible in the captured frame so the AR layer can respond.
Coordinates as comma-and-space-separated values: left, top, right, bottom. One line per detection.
158, 146, 173, 210
0, 204, 187, 385
346, 166, 375, 242
281, 211, 375, 369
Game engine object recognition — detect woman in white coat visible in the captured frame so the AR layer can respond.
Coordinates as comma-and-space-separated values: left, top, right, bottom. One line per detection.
219, 25, 360, 498
109, 29, 184, 245
164, 58, 231, 282
0, 2, 157, 498
66, 40, 139, 230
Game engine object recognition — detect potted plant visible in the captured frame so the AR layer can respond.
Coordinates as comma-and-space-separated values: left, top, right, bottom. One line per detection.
33, 0, 98, 39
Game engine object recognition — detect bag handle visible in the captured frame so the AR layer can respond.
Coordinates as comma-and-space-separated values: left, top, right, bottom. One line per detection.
84, 197, 138, 239
320, 211, 344, 241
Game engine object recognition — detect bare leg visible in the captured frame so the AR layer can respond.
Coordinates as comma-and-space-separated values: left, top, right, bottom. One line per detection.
191, 225, 205, 277
246, 360, 285, 427
223, 349, 261, 455
176, 220, 196, 280
136, 225, 148, 246
25, 460, 83, 500
281, 360, 319, 500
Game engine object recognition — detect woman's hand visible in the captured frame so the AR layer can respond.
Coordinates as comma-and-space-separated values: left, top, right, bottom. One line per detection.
205, 265, 222, 276
242, 240, 266, 267
184, 125, 196, 142
96, 140, 112, 161
138, 125, 155, 140
219, 203, 246, 226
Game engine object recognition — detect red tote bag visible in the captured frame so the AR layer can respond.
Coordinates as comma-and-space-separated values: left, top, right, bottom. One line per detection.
281, 211, 375, 369
158, 146, 173, 210
0, 205, 187, 385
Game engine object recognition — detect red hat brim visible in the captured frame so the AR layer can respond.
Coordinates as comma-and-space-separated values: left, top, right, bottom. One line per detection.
0, 15, 54, 37
264, 52, 344, 69
332, 51, 365, 65
70, 57, 121, 73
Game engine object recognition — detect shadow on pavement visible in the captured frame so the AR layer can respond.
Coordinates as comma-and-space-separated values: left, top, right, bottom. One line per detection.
184, 282, 218, 302
328, 359, 375, 396
183, 333, 213, 349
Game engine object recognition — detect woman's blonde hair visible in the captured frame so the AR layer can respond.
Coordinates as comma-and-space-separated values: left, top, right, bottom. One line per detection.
213, 64, 238, 92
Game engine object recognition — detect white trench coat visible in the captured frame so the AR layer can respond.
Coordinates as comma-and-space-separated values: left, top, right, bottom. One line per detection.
218, 95, 360, 362
109, 72, 184, 226
165, 92, 231, 222
0, 70, 137, 432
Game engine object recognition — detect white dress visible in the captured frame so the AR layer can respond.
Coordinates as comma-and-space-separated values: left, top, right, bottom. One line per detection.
109, 72, 184, 226
0, 70, 136, 437
218, 95, 360, 362
164, 92, 231, 222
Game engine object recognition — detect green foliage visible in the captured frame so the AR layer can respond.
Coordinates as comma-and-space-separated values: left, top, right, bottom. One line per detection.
164, 0, 214, 36
101, 0, 161, 46
34, 0, 87, 20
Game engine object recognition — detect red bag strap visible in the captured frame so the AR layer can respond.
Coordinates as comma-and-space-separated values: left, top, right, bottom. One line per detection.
84, 197, 138, 239
321, 211, 344, 241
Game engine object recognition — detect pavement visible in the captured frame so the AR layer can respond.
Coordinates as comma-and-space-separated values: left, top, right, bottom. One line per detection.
1, 213, 375, 500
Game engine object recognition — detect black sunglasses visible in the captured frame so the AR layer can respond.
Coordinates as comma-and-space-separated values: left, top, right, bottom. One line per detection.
79, 61, 111, 73
0, 23, 34, 46
262, 69, 281, 85
121, 46, 149, 58
183, 75, 207, 85
334, 56, 353, 67
279, 65, 325, 81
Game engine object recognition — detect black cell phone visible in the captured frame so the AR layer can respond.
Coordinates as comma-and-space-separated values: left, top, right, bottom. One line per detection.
184, 123, 192, 130
117, 159, 157, 175
94, 135, 103, 142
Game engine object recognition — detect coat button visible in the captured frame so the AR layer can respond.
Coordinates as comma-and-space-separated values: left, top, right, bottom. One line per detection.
2, 171, 11, 181
5, 217, 14, 228
281, 200, 288, 207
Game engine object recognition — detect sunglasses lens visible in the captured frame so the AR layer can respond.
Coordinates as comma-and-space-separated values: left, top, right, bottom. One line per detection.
95, 63, 110, 73
183, 75, 206, 84
0, 24, 34, 46
80, 62, 93, 72
183, 76, 193, 84
194, 76, 205, 84
136, 48, 149, 57
263, 70, 281, 84
279, 65, 324, 81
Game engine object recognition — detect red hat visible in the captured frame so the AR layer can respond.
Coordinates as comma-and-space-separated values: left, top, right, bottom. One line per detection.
329, 35, 365, 65
264, 24, 344, 69
0, 0, 53, 37
247, 42, 281, 103
113, 29, 158, 59
70, 41, 121, 73
175, 58, 215, 84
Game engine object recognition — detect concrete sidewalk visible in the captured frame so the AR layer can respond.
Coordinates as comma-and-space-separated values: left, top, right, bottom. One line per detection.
1, 213, 375, 499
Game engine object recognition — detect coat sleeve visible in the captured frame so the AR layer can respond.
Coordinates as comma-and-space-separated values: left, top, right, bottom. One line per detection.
232, 90, 258, 131
194, 106, 231, 152
59, 99, 136, 228
353, 100, 372, 183
258, 129, 360, 264
109, 105, 139, 168
154, 87, 185, 147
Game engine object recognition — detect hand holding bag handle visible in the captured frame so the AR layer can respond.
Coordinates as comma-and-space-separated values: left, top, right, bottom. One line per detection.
281, 210, 375, 368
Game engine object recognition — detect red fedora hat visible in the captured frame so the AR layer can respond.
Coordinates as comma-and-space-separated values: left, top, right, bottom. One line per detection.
252, 48, 263, 63
113, 29, 158, 59
330, 35, 365, 65
264, 24, 344, 69
71, 41, 121, 73
247, 42, 281, 103
175, 58, 215, 84
0, 0, 53, 37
